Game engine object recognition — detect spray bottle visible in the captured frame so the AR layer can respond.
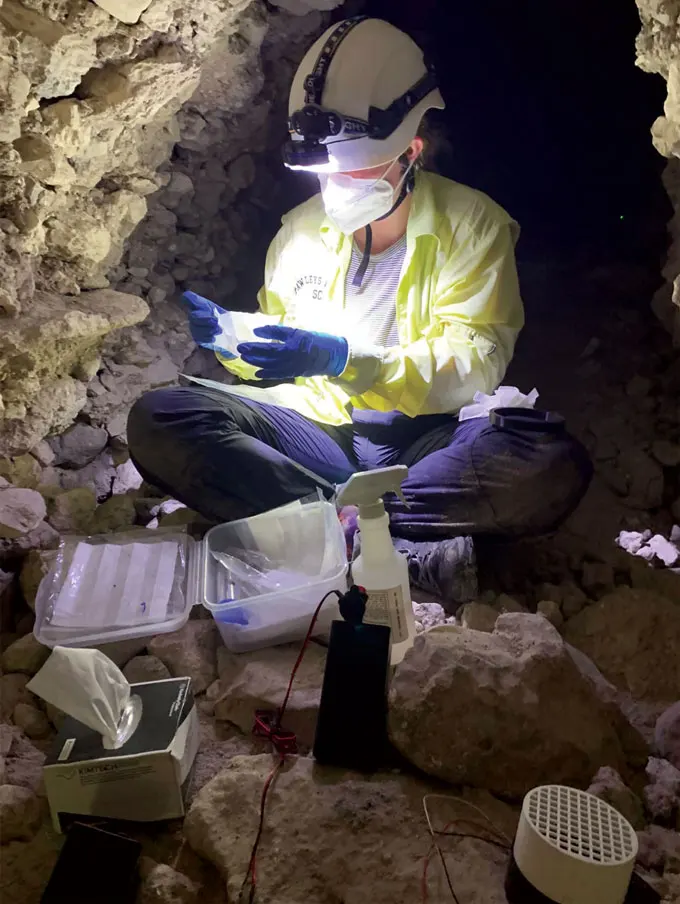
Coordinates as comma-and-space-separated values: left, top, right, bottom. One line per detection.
336, 465, 416, 665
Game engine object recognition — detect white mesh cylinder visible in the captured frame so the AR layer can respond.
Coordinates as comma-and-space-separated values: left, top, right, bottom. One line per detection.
513, 785, 638, 904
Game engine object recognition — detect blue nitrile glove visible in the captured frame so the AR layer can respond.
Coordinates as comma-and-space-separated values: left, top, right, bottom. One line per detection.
237, 325, 349, 380
181, 291, 234, 356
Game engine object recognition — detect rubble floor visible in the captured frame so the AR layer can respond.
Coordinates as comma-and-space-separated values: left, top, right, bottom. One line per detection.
1, 252, 680, 903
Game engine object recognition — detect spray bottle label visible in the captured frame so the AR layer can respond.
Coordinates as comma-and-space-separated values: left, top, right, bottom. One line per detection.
363, 587, 408, 643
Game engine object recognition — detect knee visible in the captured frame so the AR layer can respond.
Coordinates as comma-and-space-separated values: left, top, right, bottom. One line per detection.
476, 428, 593, 537
127, 388, 183, 450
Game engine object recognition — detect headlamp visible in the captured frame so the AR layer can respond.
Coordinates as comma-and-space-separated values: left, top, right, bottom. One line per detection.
283, 17, 440, 171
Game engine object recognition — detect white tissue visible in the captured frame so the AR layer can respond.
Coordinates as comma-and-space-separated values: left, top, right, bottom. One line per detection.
458, 385, 539, 421
214, 311, 281, 359
27, 647, 140, 749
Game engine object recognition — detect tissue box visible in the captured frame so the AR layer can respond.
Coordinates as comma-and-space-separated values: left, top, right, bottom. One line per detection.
42, 678, 199, 832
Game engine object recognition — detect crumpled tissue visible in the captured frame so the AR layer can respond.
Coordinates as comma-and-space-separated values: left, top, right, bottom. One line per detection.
27, 646, 141, 749
458, 385, 539, 422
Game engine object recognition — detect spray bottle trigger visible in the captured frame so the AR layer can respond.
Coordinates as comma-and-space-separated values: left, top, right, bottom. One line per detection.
395, 488, 410, 508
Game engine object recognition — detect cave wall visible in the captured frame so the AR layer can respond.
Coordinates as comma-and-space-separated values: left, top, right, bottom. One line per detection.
637, 0, 680, 344
0, 0, 338, 459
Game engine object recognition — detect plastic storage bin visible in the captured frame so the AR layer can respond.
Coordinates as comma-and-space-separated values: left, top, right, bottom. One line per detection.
200, 499, 348, 652
33, 499, 348, 654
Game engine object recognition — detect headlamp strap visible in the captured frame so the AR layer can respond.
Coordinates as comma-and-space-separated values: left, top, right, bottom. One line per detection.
367, 67, 439, 137
304, 17, 368, 106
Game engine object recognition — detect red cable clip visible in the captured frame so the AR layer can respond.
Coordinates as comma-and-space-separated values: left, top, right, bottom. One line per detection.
253, 710, 298, 756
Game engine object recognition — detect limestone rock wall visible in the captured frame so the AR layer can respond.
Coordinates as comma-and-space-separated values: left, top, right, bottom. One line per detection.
0, 0, 338, 457
637, 0, 680, 343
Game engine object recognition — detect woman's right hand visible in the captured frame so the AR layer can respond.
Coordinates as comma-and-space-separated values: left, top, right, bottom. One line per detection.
181, 291, 229, 349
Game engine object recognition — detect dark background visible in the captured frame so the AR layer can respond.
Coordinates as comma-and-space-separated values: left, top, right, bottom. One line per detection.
343, 0, 670, 264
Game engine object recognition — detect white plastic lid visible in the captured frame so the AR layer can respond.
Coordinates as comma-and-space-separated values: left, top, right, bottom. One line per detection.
514, 785, 638, 904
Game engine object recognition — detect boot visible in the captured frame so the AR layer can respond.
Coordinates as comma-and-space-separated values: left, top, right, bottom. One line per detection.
392, 536, 478, 612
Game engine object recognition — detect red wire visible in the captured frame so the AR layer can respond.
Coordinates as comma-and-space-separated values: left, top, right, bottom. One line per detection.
422, 821, 454, 903
240, 589, 342, 903
276, 589, 340, 727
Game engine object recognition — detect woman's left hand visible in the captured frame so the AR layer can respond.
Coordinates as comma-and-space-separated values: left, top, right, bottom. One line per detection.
238, 324, 349, 380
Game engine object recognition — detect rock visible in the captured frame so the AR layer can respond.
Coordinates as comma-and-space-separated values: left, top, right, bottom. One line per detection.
0, 724, 15, 756
214, 642, 327, 749
0, 454, 42, 489
617, 530, 650, 555
626, 375, 652, 398
137, 861, 200, 904
537, 582, 562, 604
9, 726, 45, 796
564, 588, 680, 703
111, 459, 143, 495
19, 550, 55, 612
49, 424, 108, 469
0, 825, 63, 903
12, 703, 51, 740
47, 488, 96, 533
619, 448, 664, 509
31, 442, 55, 467
460, 601, 498, 632
184, 755, 510, 904
1, 288, 149, 457
159, 507, 200, 528
652, 440, 680, 468
537, 599, 564, 628
0, 724, 45, 794
388, 615, 640, 796
412, 601, 453, 632
91, 495, 137, 532
0, 673, 33, 721
644, 757, 680, 822
0, 785, 41, 842
0, 521, 61, 560
581, 561, 615, 593
655, 702, 680, 769
494, 593, 527, 613
636, 825, 680, 872
95, 638, 148, 668
148, 621, 218, 693
646, 534, 679, 567
560, 582, 588, 618
0, 568, 15, 631
58, 449, 117, 501
122, 655, 171, 684
0, 486, 47, 539
1, 633, 50, 675
15, 612, 34, 638
587, 766, 645, 828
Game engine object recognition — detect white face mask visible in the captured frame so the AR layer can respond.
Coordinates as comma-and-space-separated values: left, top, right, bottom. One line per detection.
318, 157, 413, 234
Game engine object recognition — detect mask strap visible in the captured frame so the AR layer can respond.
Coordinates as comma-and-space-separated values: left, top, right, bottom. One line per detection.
351, 157, 416, 289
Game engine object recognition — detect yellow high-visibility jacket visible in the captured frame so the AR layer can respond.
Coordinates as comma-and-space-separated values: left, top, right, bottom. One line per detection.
191, 171, 524, 425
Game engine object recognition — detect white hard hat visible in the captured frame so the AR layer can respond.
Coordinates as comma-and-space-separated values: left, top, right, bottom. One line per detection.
285, 17, 445, 173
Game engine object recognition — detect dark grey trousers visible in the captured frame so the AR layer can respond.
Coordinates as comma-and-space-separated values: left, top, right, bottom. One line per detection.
127, 386, 592, 540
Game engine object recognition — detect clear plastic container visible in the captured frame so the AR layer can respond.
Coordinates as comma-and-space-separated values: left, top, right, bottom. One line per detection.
33, 499, 348, 654
34, 528, 195, 649
200, 499, 348, 652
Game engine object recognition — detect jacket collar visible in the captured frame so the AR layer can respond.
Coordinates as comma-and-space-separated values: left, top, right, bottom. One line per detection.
318, 171, 441, 254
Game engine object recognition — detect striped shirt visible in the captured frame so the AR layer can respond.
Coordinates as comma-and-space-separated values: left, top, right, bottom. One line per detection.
343, 234, 407, 347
